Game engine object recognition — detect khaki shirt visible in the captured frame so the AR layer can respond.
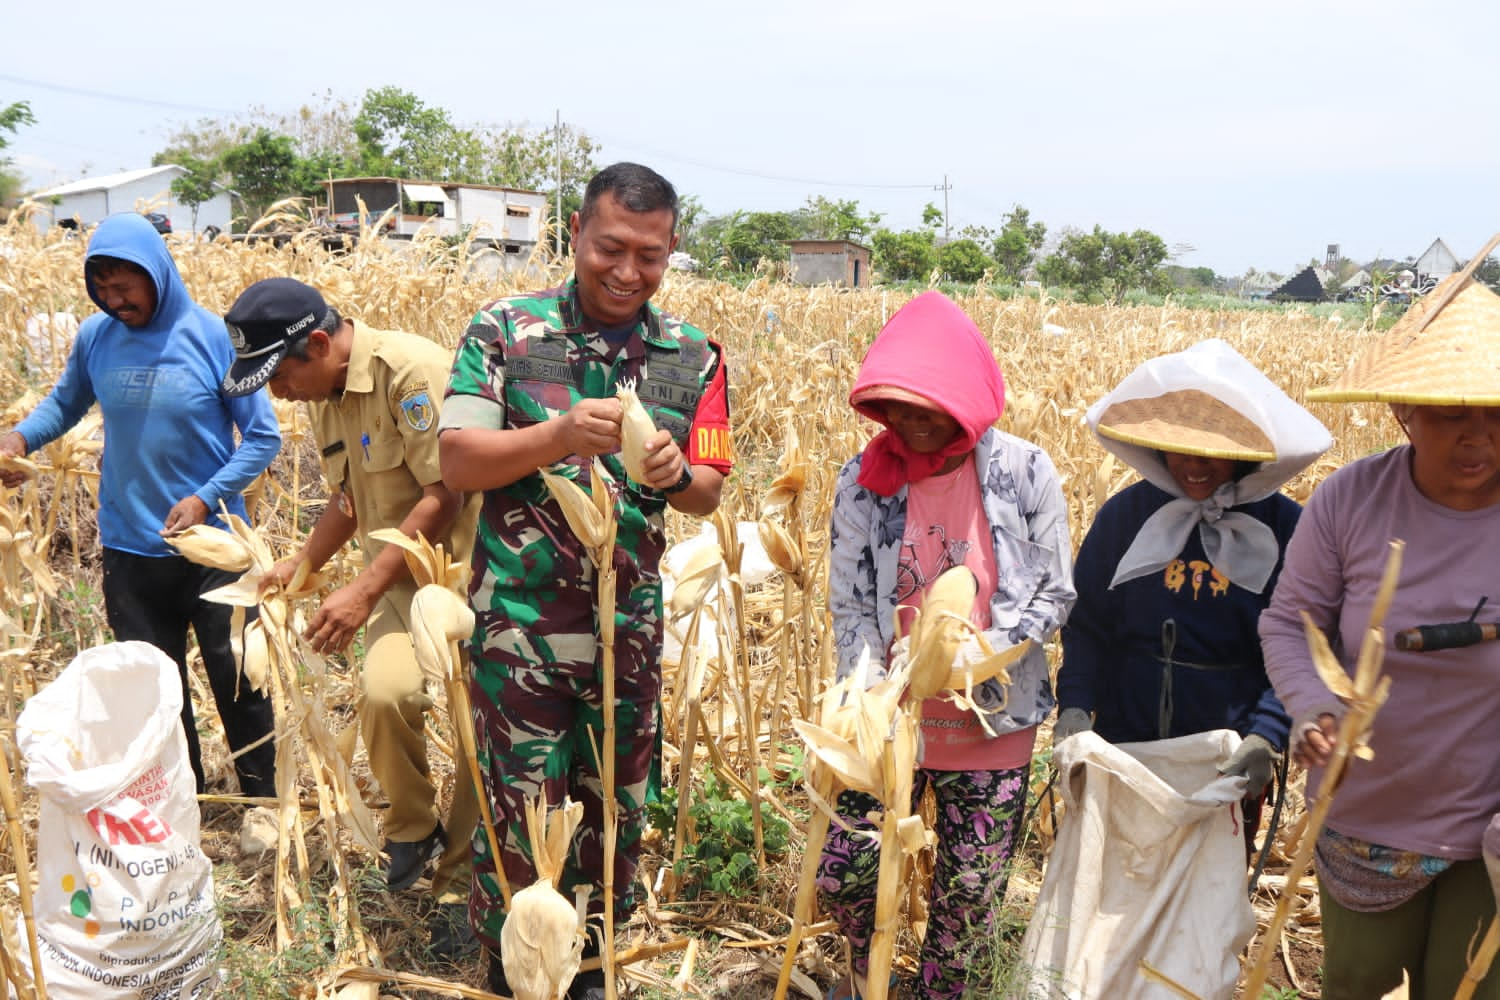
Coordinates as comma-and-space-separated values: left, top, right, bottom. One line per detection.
312, 320, 478, 572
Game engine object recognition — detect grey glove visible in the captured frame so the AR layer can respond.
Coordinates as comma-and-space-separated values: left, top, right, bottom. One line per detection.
1219, 733, 1278, 799
1053, 707, 1093, 746
1483, 815, 1500, 908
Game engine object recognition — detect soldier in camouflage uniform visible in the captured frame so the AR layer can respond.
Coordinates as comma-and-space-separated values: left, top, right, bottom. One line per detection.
439, 163, 732, 999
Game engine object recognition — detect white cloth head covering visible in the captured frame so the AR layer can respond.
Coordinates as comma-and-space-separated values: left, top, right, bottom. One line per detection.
1086, 339, 1333, 593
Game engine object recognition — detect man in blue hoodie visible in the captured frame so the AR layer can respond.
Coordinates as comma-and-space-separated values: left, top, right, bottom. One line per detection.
0, 213, 282, 836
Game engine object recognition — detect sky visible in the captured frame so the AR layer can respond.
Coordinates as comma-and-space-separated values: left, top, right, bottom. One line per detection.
6, 0, 1498, 278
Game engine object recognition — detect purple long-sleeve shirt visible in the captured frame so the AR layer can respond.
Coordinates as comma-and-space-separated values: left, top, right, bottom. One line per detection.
1261, 446, 1500, 858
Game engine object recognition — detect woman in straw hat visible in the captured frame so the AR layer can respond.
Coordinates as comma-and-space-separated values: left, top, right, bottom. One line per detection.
819, 291, 1075, 1000
1262, 260, 1500, 999
1056, 339, 1332, 848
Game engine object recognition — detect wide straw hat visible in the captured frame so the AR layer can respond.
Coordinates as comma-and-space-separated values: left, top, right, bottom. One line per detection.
1310, 234, 1500, 405
1095, 388, 1276, 462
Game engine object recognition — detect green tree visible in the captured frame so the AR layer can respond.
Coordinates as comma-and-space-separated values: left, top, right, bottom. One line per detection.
937, 238, 993, 283
679, 211, 738, 272
352, 86, 479, 180
1038, 225, 1169, 300
1475, 255, 1500, 292
721, 211, 798, 272
921, 202, 944, 230
872, 228, 938, 282
1162, 265, 1219, 291
0, 100, 37, 204
802, 196, 881, 242
221, 129, 299, 225
991, 205, 1047, 283
170, 155, 221, 232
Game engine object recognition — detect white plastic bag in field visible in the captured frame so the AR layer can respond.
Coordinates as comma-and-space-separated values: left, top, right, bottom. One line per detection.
1020, 730, 1256, 1000
661, 521, 773, 668
16, 641, 222, 999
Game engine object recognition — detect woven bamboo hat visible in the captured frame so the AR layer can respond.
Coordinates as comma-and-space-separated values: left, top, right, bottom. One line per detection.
1310, 234, 1500, 405
1096, 388, 1276, 462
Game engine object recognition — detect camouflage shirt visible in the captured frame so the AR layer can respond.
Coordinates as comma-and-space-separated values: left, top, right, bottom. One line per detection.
440, 278, 723, 614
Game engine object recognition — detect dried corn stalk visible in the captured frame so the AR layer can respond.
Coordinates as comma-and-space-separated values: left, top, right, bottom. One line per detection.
1241, 540, 1402, 998
178, 509, 380, 968
375, 528, 510, 909
541, 458, 621, 1000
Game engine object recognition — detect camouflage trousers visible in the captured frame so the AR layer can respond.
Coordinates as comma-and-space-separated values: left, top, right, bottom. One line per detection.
466, 589, 662, 951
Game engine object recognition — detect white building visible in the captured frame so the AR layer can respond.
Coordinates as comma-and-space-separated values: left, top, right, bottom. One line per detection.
29, 165, 233, 236
1415, 238, 1461, 282
322, 177, 548, 266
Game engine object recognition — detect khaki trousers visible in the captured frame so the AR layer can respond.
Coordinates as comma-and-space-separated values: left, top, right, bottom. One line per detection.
358, 586, 479, 902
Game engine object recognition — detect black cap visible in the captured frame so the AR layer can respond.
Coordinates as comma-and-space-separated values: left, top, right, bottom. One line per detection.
222, 278, 329, 396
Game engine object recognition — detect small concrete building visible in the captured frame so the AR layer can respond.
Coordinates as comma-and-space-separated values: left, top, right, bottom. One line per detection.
322, 177, 547, 264
788, 239, 871, 288
29, 165, 233, 236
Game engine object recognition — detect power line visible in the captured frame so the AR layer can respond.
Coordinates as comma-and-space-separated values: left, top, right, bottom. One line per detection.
934, 174, 952, 240
0, 72, 246, 117
4, 75, 936, 197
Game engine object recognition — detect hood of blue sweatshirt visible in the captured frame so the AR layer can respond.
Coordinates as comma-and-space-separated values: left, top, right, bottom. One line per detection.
84, 212, 189, 331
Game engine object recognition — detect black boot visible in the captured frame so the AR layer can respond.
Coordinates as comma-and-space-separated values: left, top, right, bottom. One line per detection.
487, 949, 512, 995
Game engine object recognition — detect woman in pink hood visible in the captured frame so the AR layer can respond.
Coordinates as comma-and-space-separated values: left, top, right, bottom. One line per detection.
817, 292, 1075, 999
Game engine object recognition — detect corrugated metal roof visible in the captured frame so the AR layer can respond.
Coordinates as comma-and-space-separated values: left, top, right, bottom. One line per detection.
35, 165, 183, 198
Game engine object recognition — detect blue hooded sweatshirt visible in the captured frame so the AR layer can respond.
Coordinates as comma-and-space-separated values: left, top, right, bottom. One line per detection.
14, 213, 280, 557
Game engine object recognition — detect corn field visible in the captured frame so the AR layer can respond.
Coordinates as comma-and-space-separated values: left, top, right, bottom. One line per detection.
0, 207, 1409, 999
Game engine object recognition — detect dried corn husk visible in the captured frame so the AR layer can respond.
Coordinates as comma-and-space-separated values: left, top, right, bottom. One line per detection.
367, 528, 469, 592
540, 458, 618, 567
0, 454, 40, 479
410, 584, 475, 687
668, 540, 725, 619
164, 523, 255, 573
502, 795, 588, 1000
757, 518, 803, 587
237, 617, 271, 694
903, 566, 978, 700
616, 379, 658, 484
761, 423, 806, 516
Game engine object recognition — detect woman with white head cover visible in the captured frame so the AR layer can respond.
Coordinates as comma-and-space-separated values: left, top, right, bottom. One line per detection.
1263, 248, 1500, 1000
1056, 339, 1332, 844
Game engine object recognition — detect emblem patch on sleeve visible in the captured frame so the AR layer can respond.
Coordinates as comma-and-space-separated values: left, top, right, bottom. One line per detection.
400, 388, 435, 431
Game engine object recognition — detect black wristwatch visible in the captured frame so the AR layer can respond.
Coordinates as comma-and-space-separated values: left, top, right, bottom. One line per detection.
663, 465, 694, 495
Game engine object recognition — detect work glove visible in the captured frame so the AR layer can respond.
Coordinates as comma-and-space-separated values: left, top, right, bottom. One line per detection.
1483, 814, 1500, 909
1052, 707, 1092, 746
1219, 733, 1278, 799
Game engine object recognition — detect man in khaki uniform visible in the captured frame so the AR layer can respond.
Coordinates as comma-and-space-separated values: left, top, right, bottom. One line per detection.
222, 277, 481, 957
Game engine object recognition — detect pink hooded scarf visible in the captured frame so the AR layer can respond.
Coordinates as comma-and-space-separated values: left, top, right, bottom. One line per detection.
850, 291, 1006, 496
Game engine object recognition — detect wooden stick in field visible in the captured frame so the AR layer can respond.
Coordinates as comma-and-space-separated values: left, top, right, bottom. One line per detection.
0, 731, 47, 1000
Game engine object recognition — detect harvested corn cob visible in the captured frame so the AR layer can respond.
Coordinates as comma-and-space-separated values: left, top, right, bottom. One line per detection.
501, 795, 588, 1000
616, 379, 658, 484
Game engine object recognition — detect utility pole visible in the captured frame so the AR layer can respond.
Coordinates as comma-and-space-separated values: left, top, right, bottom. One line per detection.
933, 174, 952, 241
555, 110, 563, 258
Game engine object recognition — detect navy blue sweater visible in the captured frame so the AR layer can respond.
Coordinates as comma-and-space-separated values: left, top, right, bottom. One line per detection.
1058, 480, 1297, 749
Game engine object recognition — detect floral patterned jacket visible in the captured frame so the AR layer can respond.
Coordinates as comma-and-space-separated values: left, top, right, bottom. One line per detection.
829, 427, 1076, 735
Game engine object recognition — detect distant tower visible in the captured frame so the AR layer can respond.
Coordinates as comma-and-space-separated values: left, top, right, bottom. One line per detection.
1326, 244, 1340, 270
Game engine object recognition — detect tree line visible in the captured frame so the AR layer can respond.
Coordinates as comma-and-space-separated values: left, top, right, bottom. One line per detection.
4, 89, 1197, 299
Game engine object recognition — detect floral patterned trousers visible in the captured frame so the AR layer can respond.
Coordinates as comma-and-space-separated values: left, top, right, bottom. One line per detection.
816, 764, 1030, 999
